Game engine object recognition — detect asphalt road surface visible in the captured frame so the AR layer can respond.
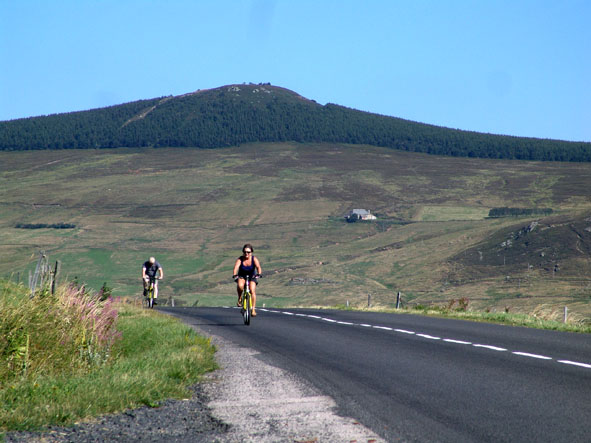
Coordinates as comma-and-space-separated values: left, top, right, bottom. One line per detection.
160, 306, 591, 442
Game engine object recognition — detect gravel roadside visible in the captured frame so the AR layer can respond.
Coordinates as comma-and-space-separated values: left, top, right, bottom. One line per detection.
5, 318, 384, 442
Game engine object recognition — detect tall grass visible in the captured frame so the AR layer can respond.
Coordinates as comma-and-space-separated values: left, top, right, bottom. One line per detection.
0, 281, 217, 432
0, 280, 120, 381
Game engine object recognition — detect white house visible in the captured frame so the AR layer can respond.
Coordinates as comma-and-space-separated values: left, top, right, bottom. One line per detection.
344, 209, 377, 222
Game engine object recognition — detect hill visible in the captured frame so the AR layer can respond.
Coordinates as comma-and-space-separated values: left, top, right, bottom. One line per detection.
2, 143, 591, 320
453, 214, 591, 280
1, 83, 590, 161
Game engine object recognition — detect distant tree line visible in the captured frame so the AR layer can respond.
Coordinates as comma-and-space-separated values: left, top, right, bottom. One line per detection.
15, 223, 76, 229
1, 84, 590, 162
488, 207, 553, 218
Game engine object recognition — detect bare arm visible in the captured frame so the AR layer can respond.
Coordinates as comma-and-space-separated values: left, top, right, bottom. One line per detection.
254, 257, 262, 275
158, 267, 164, 279
233, 258, 241, 276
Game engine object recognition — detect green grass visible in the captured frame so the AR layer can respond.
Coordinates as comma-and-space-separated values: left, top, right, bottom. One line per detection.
0, 281, 217, 432
408, 306, 591, 332
416, 205, 490, 221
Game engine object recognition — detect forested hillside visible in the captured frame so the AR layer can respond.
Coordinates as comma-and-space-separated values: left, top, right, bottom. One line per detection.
1, 83, 590, 161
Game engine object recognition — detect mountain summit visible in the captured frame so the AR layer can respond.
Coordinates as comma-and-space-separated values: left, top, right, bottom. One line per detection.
1, 83, 590, 161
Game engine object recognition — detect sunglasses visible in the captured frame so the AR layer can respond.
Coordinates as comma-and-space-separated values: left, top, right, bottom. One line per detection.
243, 250, 252, 253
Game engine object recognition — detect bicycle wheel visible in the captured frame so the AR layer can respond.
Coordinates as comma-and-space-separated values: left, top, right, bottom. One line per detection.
243, 292, 251, 325
148, 284, 155, 309
247, 293, 252, 325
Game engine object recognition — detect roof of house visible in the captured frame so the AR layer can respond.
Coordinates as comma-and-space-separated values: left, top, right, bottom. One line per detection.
349, 209, 370, 216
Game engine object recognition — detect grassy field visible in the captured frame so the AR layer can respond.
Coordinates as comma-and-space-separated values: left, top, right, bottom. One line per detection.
2, 143, 591, 320
0, 281, 216, 432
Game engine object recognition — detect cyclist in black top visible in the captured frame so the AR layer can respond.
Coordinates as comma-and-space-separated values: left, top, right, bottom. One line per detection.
142, 257, 164, 301
232, 244, 262, 316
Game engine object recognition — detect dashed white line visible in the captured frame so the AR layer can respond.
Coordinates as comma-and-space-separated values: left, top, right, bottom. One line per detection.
444, 339, 472, 345
513, 352, 553, 360
249, 309, 590, 370
417, 334, 441, 340
558, 360, 591, 369
394, 329, 415, 335
473, 344, 507, 352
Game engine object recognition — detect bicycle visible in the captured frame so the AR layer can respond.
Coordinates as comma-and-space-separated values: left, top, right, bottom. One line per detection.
235, 274, 260, 325
144, 275, 159, 309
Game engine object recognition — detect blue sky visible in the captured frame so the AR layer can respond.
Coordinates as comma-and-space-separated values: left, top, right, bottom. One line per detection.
1, 0, 590, 142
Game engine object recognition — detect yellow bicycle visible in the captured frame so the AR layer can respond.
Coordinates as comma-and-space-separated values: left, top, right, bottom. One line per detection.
241, 274, 253, 325
144, 276, 158, 309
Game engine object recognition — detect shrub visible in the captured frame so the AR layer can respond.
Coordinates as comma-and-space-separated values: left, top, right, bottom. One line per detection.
487, 207, 553, 218
457, 297, 469, 312
14, 223, 76, 229
98, 282, 113, 301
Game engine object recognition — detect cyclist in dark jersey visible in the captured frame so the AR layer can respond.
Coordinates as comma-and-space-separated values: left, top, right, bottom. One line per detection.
142, 257, 164, 302
232, 244, 262, 316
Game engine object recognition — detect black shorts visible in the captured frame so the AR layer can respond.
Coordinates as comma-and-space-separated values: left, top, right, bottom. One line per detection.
238, 274, 258, 283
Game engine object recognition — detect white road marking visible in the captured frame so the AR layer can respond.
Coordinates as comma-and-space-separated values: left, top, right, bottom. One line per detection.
472, 344, 507, 352
394, 329, 415, 335
417, 334, 441, 340
512, 352, 552, 360
558, 360, 591, 369
444, 339, 472, 345
254, 309, 590, 370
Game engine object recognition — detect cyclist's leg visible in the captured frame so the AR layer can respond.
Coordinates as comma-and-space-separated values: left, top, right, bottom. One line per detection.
249, 280, 257, 315
143, 278, 148, 296
237, 278, 245, 306
153, 281, 158, 299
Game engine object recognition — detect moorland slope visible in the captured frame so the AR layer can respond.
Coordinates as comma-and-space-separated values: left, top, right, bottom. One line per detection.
2, 143, 591, 319
1, 84, 590, 161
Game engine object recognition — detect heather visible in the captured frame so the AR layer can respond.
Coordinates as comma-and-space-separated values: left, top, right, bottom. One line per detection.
0, 281, 217, 431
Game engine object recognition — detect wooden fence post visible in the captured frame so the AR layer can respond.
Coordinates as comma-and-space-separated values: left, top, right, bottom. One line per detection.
51, 260, 61, 295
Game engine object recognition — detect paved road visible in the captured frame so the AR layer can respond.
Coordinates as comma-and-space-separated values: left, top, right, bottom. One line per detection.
160, 307, 591, 442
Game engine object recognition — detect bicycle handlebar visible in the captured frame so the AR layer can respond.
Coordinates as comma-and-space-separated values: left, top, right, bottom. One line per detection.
232, 274, 262, 281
